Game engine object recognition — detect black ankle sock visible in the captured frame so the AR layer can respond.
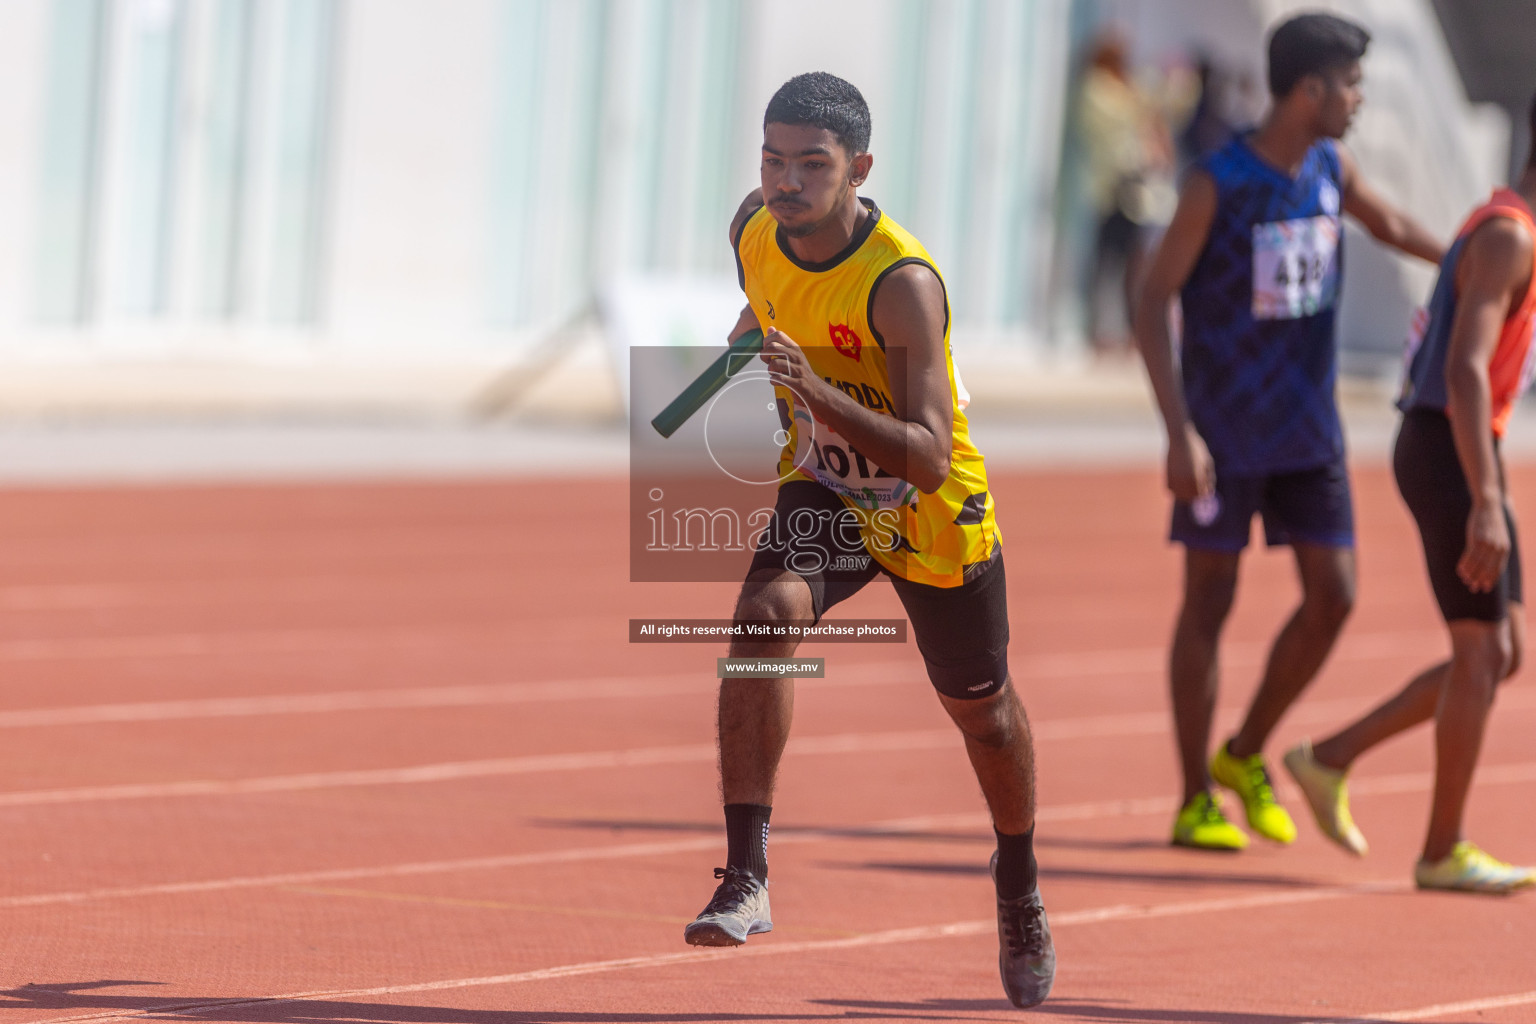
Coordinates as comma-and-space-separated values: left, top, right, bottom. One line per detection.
994, 825, 1038, 899
725, 803, 772, 880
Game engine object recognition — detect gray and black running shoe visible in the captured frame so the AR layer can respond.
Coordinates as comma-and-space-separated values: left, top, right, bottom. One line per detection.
683, 866, 772, 946
991, 851, 1056, 1007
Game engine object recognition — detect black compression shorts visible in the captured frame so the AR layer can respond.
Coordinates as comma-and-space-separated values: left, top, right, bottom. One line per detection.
1394, 409, 1523, 623
745, 481, 1010, 699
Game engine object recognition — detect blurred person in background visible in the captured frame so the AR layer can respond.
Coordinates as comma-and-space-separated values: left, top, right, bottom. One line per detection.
1177, 55, 1242, 169
1075, 26, 1178, 359
1134, 13, 1444, 852
1284, 94, 1536, 895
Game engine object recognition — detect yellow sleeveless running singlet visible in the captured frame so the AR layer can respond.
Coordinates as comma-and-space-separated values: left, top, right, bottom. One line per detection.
734, 197, 998, 588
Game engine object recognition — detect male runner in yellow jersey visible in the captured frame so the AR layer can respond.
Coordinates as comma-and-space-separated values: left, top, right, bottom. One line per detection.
681, 73, 1055, 1008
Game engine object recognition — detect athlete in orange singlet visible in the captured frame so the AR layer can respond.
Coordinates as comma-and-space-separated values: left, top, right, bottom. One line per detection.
1283, 95, 1536, 894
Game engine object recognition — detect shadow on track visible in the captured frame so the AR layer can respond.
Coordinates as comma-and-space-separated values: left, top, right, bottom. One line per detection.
3, 982, 1477, 1024
814, 997, 1467, 1023
528, 816, 992, 845
1, 982, 991, 1024
821, 859, 1333, 890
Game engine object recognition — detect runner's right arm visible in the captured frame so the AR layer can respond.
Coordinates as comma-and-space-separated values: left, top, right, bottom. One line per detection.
760, 263, 953, 493
1133, 170, 1218, 502
1444, 216, 1533, 592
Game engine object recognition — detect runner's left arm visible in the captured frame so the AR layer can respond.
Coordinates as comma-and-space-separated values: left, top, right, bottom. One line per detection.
1444, 216, 1531, 592
760, 263, 952, 493
1338, 145, 1445, 265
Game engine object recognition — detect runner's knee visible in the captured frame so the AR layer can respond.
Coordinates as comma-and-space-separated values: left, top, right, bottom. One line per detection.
1450, 623, 1511, 695
1180, 575, 1237, 634
944, 685, 1021, 748
1301, 578, 1354, 630
734, 570, 814, 628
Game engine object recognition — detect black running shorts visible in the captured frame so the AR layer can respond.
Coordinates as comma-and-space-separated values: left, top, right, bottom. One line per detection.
1394, 409, 1523, 623
745, 481, 1010, 699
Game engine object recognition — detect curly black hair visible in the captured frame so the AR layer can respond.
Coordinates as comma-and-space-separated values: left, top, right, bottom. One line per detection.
763, 72, 871, 155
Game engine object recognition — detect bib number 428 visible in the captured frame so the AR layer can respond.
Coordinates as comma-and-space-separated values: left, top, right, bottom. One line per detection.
1252, 215, 1340, 320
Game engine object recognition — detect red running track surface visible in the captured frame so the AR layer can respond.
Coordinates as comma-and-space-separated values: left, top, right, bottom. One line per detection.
0, 466, 1531, 1023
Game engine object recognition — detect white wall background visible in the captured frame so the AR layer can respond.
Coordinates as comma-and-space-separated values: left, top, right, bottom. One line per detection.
0, 2, 51, 337
0, 0, 1509, 379
325, 0, 501, 348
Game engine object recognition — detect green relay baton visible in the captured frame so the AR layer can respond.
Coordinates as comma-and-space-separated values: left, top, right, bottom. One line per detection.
649, 328, 766, 438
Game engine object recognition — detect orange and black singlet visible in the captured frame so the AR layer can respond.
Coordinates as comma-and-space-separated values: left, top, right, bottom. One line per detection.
1400, 189, 1536, 437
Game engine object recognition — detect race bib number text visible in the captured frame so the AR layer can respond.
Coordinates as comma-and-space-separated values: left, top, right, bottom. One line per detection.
790, 410, 920, 511
1252, 215, 1340, 320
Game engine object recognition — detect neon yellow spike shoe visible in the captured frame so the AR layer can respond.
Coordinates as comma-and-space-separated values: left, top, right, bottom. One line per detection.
1282, 739, 1368, 856
1171, 791, 1248, 851
1211, 742, 1297, 844
1415, 842, 1536, 894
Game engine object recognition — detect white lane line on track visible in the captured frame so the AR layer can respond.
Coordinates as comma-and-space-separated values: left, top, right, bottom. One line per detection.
5, 694, 1536, 809
0, 627, 1452, 722
0, 741, 706, 807
0, 679, 719, 729
0, 837, 731, 909
9, 757, 1536, 911
1304, 988, 1536, 1023
0, 633, 1507, 746
0, 730, 996, 807
0, 628, 481, 663
15, 880, 1410, 1024
0, 840, 930, 911
0, 801, 1173, 910
0, 809, 1041, 909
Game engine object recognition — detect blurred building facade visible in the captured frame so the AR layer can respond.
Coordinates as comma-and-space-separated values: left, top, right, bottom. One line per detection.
0, 0, 1076, 364
0, 0, 1516, 395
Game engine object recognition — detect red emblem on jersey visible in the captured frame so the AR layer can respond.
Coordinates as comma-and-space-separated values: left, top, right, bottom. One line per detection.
829, 324, 862, 361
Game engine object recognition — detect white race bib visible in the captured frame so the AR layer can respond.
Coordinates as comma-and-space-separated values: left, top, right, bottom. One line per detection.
790, 407, 919, 511
1252, 215, 1340, 320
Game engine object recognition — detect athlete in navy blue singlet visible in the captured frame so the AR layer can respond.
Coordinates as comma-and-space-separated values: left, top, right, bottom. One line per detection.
1180, 137, 1348, 478
1134, 13, 1445, 852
